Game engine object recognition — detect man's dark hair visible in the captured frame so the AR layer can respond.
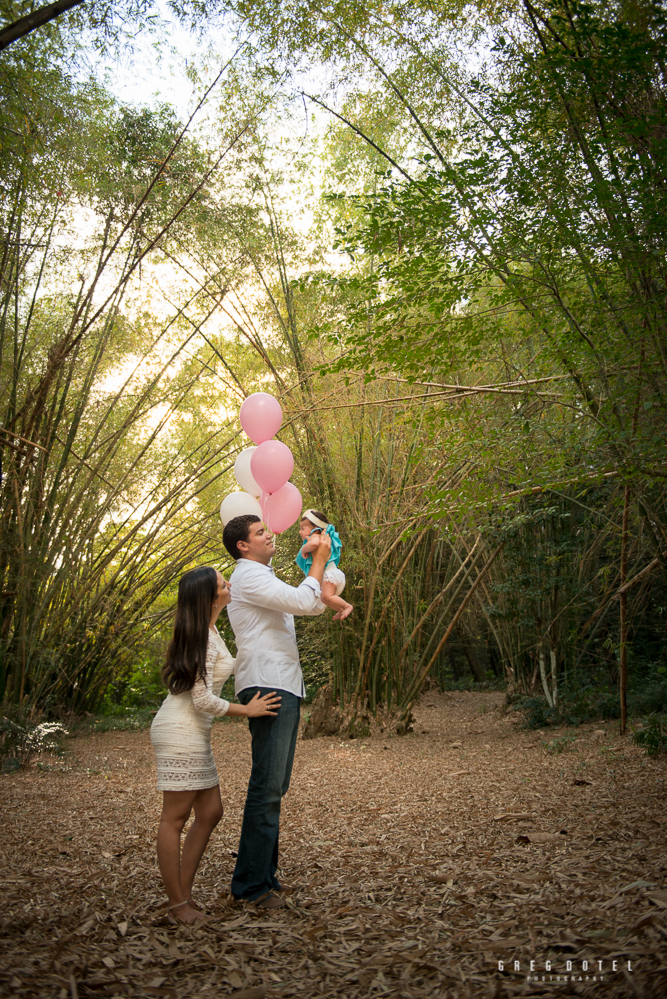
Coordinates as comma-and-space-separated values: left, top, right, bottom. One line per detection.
223, 514, 261, 560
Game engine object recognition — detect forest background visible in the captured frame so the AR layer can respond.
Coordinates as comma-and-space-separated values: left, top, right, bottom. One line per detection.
1, 0, 666, 750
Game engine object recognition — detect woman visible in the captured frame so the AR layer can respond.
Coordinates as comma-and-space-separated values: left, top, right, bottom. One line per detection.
150, 565, 281, 924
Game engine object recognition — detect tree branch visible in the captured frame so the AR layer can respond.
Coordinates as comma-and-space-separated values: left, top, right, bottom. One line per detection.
0, 0, 87, 51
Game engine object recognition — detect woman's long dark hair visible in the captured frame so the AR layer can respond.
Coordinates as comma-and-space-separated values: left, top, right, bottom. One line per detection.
162, 566, 217, 694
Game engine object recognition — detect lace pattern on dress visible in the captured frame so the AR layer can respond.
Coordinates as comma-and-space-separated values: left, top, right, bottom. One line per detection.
151, 628, 235, 790
190, 628, 233, 716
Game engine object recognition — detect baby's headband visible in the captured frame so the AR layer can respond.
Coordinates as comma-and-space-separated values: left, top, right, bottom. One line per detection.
302, 509, 328, 530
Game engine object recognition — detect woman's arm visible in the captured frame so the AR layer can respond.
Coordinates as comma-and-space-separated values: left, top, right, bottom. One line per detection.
191, 678, 281, 718
190, 633, 234, 715
192, 635, 282, 717
226, 692, 281, 717
191, 670, 231, 716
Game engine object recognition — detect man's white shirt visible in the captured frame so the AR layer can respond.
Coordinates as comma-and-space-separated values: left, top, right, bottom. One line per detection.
228, 558, 325, 699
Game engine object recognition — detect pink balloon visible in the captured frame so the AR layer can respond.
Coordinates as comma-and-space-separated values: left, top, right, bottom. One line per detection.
266, 482, 302, 534
239, 392, 282, 445
251, 440, 294, 494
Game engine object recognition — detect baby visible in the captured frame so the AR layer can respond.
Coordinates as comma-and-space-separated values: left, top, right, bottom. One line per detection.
296, 509, 353, 621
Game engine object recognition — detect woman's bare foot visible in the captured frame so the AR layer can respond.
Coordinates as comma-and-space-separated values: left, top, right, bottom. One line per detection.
168, 900, 206, 924
332, 603, 353, 621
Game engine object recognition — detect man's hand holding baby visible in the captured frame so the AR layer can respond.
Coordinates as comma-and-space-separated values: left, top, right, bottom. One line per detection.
301, 533, 321, 555
306, 531, 331, 585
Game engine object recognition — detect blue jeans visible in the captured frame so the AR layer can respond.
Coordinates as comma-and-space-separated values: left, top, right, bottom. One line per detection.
231, 687, 301, 901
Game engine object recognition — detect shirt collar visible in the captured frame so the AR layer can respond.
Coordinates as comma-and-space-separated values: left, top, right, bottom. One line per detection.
236, 557, 275, 574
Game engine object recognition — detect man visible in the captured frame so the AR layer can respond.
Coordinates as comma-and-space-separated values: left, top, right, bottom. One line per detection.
222, 514, 331, 909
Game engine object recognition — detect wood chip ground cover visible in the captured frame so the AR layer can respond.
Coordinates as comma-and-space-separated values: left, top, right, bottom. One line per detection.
1, 691, 666, 997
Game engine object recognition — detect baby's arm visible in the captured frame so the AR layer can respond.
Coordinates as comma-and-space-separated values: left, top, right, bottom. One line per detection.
301, 534, 321, 555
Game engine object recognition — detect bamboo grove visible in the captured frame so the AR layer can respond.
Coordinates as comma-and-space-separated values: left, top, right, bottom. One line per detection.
1, 0, 666, 731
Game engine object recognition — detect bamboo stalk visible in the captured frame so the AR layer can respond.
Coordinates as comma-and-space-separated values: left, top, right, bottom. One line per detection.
620, 485, 630, 736
398, 544, 504, 717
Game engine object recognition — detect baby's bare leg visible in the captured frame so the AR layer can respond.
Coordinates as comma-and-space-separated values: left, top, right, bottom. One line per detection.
321, 581, 353, 621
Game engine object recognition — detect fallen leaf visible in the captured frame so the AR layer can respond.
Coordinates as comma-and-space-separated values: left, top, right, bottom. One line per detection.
75, 917, 96, 935
483, 939, 524, 952
630, 912, 657, 931
619, 879, 658, 893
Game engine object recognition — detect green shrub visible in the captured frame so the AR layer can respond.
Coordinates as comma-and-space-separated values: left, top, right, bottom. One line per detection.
518, 696, 554, 729
442, 675, 505, 693
633, 715, 666, 756
628, 679, 667, 717
544, 734, 577, 754
87, 708, 156, 732
101, 658, 165, 714
515, 688, 621, 729
0, 716, 68, 771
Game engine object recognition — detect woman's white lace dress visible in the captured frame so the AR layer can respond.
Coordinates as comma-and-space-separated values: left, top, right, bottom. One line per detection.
150, 628, 234, 791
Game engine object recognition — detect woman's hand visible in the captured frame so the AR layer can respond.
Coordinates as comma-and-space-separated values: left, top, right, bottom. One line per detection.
245, 691, 282, 717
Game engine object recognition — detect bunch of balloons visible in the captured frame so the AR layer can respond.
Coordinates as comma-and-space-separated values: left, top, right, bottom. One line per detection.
219, 393, 302, 534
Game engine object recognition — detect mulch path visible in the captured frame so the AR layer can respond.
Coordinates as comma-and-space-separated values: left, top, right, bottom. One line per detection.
1, 690, 666, 998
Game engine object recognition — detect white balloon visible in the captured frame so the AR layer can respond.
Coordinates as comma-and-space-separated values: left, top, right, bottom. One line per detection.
219, 491, 263, 526
234, 446, 261, 496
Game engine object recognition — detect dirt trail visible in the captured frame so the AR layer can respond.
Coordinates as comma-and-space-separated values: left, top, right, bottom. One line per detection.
1, 691, 666, 997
